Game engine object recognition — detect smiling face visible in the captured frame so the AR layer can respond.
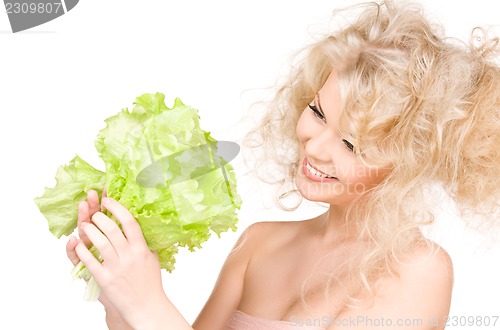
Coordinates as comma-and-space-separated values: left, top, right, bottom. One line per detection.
295, 71, 390, 207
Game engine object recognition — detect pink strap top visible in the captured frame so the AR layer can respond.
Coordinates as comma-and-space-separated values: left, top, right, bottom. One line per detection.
224, 310, 326, 330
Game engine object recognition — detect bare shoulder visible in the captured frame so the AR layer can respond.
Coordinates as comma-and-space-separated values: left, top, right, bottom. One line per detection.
390, 241, 454, 310
245, 220, 308, 236
240, 219, 313, 252
398, 241, 453, 282
244, 218, 308, 235
335, 241, 453, 330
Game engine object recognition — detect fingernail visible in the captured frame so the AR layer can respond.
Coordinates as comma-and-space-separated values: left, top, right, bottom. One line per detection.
102, 197, 110, 205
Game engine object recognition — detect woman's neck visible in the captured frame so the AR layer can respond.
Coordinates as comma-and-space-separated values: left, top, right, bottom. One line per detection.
313, 205, 358, 244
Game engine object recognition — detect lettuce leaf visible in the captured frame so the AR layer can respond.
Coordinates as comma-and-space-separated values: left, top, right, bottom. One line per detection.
34, 155, 106, 238
35, 92, 241, 280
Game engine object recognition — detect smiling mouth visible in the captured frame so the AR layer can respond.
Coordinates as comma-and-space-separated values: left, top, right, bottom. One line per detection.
303, 158, 337, 180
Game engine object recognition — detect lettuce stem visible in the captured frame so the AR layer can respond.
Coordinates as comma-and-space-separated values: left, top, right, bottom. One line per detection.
71, 245, 102, 301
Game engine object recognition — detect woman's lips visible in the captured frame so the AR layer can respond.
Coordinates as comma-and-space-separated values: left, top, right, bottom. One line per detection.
302, 158, 338, 182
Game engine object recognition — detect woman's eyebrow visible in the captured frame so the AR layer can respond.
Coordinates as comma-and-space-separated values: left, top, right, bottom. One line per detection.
316, 93, 326, 117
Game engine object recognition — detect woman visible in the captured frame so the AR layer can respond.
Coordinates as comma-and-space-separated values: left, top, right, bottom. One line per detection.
66, 1, 499, 329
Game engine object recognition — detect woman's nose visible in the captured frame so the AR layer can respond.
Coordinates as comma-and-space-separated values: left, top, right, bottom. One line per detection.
305, 128, 335, 162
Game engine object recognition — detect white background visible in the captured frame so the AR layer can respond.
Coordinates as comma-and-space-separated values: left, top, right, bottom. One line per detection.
1, 1, 499, 329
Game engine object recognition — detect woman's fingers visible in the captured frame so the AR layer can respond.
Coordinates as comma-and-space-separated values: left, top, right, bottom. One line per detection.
91, 212, 128, 255
102, 197, 147, 247
80, 222, 119, 264
87, 190, 100, 216
77, 200, 92, 246
75, 240, 106, 283
77, 191, 141, 263
101, 187, 107, 212
66, 236, 80, 266
78, 190, 103, 247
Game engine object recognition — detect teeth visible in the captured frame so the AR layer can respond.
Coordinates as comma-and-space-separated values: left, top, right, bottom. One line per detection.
306, 161, 335, 179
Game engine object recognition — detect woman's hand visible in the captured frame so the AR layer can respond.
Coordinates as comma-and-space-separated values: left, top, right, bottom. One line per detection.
66, 189, 101, 254
66, 190, 133, 329
72, 195, 170, 328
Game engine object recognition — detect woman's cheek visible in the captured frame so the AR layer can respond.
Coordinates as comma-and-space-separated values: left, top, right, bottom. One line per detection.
347, 165, 388, 188
339, 162, 371, 185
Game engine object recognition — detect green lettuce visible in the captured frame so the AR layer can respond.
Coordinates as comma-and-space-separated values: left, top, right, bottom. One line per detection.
34, 93, 241, 299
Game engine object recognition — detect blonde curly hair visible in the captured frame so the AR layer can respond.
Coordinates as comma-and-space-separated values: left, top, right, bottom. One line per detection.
245, 0, 500, 307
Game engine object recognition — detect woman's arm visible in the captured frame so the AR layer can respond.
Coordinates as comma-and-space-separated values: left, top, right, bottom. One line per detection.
192, 223, 259, 330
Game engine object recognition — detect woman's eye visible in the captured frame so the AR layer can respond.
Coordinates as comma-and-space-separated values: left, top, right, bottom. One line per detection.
342, 139, 355, 152
308, 104, 325, 121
